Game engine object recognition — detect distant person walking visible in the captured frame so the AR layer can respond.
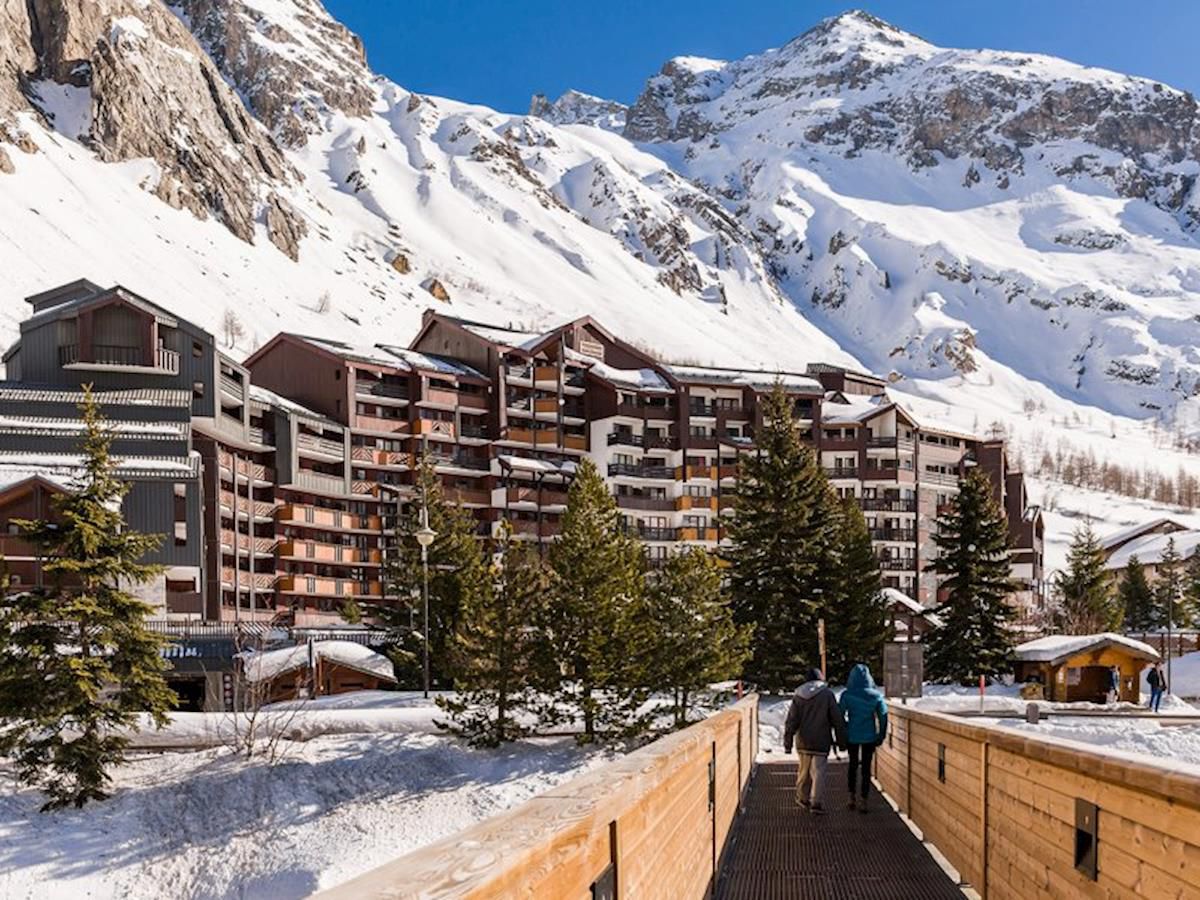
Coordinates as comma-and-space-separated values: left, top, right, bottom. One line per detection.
1147, 662, 1166, 713
1108, 666, 1121, 704
783, 667, 846, 815
838, 663, 888, 813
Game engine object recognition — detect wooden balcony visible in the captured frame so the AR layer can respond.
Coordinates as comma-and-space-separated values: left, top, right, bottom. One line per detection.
675, 495, 717, 512
679, 526, 722, 542
351, 446, 411, 467
276, 575, 383, 598
276, 503, 381, 532
297, 432, 345, 458
354, 413, 410, 434
615, 494, 674, 512
677, 465, 717, 481
534, 396, 560, 414
219, 568, 277, 590
292, 470, 348, 496
506, 486, 569, 506
59, 343, 180, 375
533, 365, 558, 385
219, 490, 277, 519
277, 540, 381, 565
718, 464, 739, 480
219, 529, 276, 556
862, 467, 916, 483
217, 451, 274, 484
413, 418, 455, 439
443, 487, 492, 506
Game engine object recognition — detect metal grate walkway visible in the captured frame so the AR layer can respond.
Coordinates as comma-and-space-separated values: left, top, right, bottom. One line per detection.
716, 760, 965, 899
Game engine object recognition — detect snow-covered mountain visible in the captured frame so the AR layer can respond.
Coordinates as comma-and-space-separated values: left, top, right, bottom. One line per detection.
5, 1, 1200, 456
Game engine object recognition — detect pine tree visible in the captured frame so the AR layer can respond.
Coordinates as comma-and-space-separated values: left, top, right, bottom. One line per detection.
638, 549, 751, 728
824, 496, 888, 682
726, 384, 829, 691
544, 457, 647, 743
436, 521, 552, 746
374, 456, 490, 687
1182, 550, 1200, 628
1118, 555, 1157, 631
924, 468, 1018, 684
1155, 537, 1184, 631
1056, 522, 1122, 633
0, 386, 175, 809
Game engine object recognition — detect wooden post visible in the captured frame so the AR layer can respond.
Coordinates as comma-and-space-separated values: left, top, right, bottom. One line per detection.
818, 618, 827, 679
979, 740, 989, 899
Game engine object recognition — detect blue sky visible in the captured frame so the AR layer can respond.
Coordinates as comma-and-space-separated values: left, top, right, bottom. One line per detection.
323, 1, 1200, 114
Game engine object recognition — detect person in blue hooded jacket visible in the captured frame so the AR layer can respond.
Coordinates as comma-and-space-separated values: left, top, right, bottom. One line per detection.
838, 663, 888, 812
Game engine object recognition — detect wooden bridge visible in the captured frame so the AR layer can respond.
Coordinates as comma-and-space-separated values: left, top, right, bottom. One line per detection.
315, 695, 1200, 899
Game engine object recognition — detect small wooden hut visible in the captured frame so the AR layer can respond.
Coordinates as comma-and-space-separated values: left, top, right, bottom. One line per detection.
241, 640, 397, 703
1013, 633, 1159, 703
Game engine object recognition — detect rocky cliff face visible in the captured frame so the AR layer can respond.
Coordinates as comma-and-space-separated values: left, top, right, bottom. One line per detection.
173, 0, 374, 146
0, 0, 306, 257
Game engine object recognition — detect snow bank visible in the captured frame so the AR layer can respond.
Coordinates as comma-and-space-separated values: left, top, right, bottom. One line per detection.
1164, 651, 1200, 698
0, 731, 611, 898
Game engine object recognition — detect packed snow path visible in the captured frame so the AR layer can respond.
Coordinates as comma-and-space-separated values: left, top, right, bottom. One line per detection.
715, 760, 963, 899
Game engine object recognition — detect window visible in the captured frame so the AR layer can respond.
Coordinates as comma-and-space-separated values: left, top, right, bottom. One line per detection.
173, 483, 188, 545
192, 341, 203, 358
192, 380, 204, 399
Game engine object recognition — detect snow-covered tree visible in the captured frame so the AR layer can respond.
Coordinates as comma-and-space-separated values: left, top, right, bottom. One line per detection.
924, 468, 1017, 684
0, 387, 175, 809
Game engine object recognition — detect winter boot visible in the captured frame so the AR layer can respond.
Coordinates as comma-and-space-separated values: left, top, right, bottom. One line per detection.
846, 794, 858, 811
859, 794, 869, 814
811, 802, 827, 816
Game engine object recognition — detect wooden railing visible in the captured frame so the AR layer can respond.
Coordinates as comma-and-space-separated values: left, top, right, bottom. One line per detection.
315, 694, 758, 899
875, 704, 1200, 899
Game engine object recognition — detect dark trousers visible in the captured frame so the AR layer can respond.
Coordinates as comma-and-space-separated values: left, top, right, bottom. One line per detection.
847, 742, 876, 799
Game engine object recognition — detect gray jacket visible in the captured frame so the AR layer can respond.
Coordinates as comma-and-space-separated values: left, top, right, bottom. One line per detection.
783, 679, 847, 755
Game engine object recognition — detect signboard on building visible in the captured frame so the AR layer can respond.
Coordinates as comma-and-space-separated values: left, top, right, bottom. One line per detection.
883, 642, 923, 699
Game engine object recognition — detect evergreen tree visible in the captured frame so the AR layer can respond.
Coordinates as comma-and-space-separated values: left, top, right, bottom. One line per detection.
375, 456, 490, 687
638, 549, 751, 728
0, 387, 175, 809
726, 384, 829, 691
544, 457, 647, 743
924, 468, 1018, 684
1182, 550, 1200, 628
436, 521, 551, 746
1118, 555, 1157, 631
1155, 537, 1184, 630
824, 496, 889, 681
1056, 522, 1122, 633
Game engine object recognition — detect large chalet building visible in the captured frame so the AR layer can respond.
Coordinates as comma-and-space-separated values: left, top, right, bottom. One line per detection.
0, 280, 1045, 626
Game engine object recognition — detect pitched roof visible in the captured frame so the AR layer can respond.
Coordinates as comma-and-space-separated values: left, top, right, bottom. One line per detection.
1013, 633, 1159, 665
1104, 530, 1200, 570
663, 363, 822, 392
0, 385, 192, 408
1100, 517, 1190, 552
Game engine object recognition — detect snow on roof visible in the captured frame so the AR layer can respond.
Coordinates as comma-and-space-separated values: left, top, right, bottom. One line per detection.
1104, 530, 1200, 570
821, 393, 891, 425
663, 364, 822, 392
496, 454, 577, 476
0, 385, 192, 407
1014, 633, 1160, 664
374, 345, 487, 379
456, 321, 553, 352
248, 384, 341, 428
0, 451, 198, 481
1100, 518, 1188, 551
240, 640, 397, 684
566, 349, 672, 393
0, 415, 187, 438
881, 587, 943, 627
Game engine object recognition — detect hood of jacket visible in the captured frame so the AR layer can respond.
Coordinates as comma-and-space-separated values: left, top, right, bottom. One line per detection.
845, 664, 878, 694
796, 679, 827, 700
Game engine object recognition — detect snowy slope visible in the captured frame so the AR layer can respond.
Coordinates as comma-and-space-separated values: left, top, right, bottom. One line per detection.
4, 2, 1200, 529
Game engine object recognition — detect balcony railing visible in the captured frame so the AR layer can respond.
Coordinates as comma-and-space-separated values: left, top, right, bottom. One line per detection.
58, 343, 180, 374
870, 529, 916, 543
608, 463, 675, 480
293, 470, 348, 495
219, 371, 245, 398
277, 503, 380, 532
859, 497, 917, 513
879, 557, 916, 572
277, 540, 382, 565
276, 575, 383, 598
356, 381, 410, 400
429, 454, 489, 471
824, 467, 859, 479
635, 526, 677, 541
676, 495, 717, 512
615, 494, 675, 512
297, 432, 345, 457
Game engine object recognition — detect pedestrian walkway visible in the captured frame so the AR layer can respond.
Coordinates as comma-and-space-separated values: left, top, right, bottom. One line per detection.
716, 759, 965, 899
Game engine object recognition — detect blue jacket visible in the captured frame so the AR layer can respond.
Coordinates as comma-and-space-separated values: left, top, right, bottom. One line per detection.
838, 664, 888, 746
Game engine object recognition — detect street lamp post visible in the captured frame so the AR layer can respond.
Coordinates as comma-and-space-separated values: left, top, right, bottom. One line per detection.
415, 504, 437, 699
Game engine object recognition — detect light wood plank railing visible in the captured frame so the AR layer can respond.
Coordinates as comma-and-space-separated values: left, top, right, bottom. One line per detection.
314, 694, 759, 899
876, 704, 1200, 899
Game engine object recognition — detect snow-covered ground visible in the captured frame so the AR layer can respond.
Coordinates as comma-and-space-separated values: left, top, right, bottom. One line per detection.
0, 693, 613, 899
756, 683, 1200, 768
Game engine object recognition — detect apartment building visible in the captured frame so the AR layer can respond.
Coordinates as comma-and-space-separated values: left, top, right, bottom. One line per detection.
1, 280, 1043, 621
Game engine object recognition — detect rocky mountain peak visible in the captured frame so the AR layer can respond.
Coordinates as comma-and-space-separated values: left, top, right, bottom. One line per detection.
528, 89, 627, 132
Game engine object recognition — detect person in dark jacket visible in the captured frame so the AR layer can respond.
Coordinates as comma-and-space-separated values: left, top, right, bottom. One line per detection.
783, 667, 847, 814
1147, 662, 1166, 713
838, 663, 888, 812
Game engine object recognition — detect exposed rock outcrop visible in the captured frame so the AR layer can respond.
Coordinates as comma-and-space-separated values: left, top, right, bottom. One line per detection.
528, 89, 627, 132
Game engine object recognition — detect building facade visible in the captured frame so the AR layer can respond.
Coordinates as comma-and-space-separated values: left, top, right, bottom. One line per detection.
0, 281, 1044, 625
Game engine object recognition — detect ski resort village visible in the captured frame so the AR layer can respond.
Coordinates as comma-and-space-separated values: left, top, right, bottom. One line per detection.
6, 2, 1200, 899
